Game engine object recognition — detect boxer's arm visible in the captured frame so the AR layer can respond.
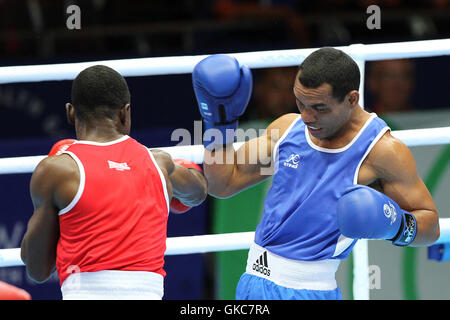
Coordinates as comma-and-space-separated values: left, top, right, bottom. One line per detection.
367, 132, 439, 246
22, 140, 78, 282
204, 113, 299, 198
152, 150, 208, 207
170, 160, 207, 207
21, 157, 75, 282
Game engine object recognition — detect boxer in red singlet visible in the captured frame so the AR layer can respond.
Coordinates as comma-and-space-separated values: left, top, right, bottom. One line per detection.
20, 65, 208, 300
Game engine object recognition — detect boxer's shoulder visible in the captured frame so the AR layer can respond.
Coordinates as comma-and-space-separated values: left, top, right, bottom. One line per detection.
149, 149, 174, 175
364, 130, 416, 180
150, 148, 171, 160
29, 155, 80, 211
265, 113, 300, 142
31, 154, 79, 194
36, 154, 78, 178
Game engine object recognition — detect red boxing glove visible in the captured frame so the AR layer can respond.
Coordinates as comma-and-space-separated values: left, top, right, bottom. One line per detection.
170, 159, 203, 214
170, 198, 191, 214
0, 281, 31, 300
48, 139, 76, 156
173, 159, 203, 172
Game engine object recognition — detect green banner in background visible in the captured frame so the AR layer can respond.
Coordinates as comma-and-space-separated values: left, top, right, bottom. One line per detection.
212, 179, 271, 299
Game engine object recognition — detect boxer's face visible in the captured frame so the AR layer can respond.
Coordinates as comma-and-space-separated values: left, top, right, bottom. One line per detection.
293, 77, 354, 140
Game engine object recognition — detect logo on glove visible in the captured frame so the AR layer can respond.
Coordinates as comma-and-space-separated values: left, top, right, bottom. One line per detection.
383, 202, 397, 225
403, 214, 416, 243
200, 103, 212, 117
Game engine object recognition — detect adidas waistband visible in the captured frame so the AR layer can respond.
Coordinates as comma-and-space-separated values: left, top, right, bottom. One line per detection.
245, 242, 340, 291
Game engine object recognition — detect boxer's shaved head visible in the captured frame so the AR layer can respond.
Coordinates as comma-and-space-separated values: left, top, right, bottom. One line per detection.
71, 65, 130, 121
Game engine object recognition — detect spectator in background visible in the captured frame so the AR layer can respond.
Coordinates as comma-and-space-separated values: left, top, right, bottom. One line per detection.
240, 66, 298, 131
213, 0, 310, 47
367, 59, 416, 114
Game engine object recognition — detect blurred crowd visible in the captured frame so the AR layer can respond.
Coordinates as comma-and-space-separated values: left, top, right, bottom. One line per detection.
0, 0, 449, 141
0, 0, 449, 60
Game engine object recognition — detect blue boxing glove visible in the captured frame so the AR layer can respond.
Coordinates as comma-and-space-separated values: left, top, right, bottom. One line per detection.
337, 185, 417, 246
193, 54, 252, 150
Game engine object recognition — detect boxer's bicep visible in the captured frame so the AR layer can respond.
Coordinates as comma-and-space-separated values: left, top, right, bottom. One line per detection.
233, 113, 299, 181
205, 114, 297, 198
370, 134, 439, 245
204, 136, 270, 198
231, 135, 275, 191
371, 134, 435, 211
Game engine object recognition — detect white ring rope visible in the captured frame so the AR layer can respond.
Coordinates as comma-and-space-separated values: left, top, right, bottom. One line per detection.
0, 39, 449, 84
0, 232, 256, 267
1, 126, 450, 175
1, 39, 450, 300
1, 219, 450, 268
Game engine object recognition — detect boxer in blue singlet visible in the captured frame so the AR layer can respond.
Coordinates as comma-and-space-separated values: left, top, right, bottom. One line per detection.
192, 49, 440, 300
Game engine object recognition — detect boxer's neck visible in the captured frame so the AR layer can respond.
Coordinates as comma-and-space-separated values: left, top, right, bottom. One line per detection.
75, 118, 127, 143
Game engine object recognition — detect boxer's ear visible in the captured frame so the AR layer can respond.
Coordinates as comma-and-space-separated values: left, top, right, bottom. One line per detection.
347, 90, 359, 108
119, 103, 130, 126
119, 103, 131, 134
66, 103, 75, 125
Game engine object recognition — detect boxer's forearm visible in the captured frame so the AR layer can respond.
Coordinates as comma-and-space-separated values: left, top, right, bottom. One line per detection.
410, 209, 440, 246
203, 145, 238, 198
171, 167, 208, 206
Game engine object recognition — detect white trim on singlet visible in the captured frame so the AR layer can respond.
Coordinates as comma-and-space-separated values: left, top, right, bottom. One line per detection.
74, 135, 130, 146
305, 113, 377, 153
271, 115, 302, 165
146, 149, 170, 214
331, 122, 390, 258
331, 234, 356, 258
58, 151, 85, 216
57, 136, 129, 216
353, 126, 390, 185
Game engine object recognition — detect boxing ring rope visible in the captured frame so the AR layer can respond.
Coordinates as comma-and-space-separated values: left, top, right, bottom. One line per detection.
1, 126, 450, 175
1, 220, 449, 266
0, 38, 449, 84
1, 38, 450, 300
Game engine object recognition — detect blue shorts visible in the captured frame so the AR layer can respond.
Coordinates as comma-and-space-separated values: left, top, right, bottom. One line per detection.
235, 273, 343, 300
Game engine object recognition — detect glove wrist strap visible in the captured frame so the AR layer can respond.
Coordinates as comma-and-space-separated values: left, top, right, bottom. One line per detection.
392, 212, 417, 246
202, 119, 238, 150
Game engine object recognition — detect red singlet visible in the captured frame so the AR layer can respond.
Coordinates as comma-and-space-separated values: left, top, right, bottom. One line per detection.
56, 136, 169, 286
